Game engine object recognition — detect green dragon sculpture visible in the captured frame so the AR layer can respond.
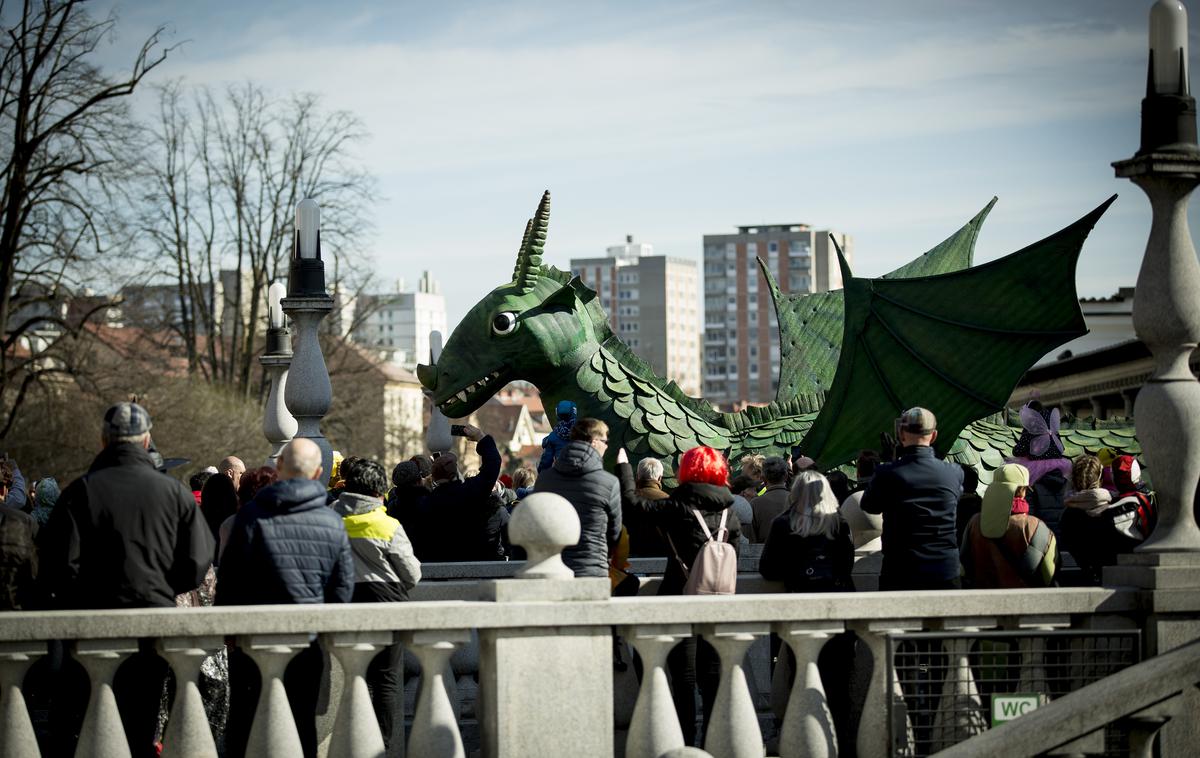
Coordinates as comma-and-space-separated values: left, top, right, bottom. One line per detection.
417, 192, 1138, 486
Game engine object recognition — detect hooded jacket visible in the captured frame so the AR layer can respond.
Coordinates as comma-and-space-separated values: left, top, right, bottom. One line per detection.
617, 463, 741, 596
535, 441, 622, 578
334, 492, 421, 602
960, 464, 1058, 589
0, 505, 37, 609
216, 478, 354, 606
38, 443, 214, 609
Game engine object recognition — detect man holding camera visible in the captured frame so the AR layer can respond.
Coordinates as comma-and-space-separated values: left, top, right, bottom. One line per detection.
414, 423, 502, 561
860, 407, 964, 591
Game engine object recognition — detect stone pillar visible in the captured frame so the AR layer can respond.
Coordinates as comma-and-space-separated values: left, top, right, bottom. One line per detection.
478, 491, 613, 758
158, 636, 223, 758
1113, 155, 1200, 553
241, 634, 312, 758
261, 280, 297, 463
775, 622, 842, 758
1114, 130, 1200, 757
621, 624, 690, 758
281, 296, 334, 484
325, 631, 394, 758
697, 623, 767, 758
401, 630, 469, 758
0, 641, 43, 758
74, 638, 138, 758
425, 331, 452, 454
853, 621, 921, 758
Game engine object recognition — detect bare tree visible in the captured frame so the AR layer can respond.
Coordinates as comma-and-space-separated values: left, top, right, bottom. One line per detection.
136, 81, 377, 396
0, 0, 173, 435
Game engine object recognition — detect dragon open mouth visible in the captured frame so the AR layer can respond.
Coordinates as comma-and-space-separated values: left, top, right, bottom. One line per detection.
429, 365, 511, 417
446, 370, 503, 406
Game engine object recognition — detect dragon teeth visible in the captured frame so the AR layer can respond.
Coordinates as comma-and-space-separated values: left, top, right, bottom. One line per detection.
456, 390, 469, 402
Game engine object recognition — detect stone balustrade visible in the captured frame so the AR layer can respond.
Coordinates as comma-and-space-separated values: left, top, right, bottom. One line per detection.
0, 587, 1140, 758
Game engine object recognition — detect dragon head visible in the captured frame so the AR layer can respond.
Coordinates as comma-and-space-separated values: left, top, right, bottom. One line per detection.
417, 191, 609, 418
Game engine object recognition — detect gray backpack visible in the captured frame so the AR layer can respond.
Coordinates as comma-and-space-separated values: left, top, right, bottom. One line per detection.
680, 508, 737, 595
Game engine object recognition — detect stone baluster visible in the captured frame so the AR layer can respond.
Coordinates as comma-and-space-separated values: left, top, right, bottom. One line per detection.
621, 624, 690, 758
697, 623, 768, 758
241, 634, 313, 758
158, 636, 222, 758
929, 628, 987, 751
0, 641, 44, 757
73, 638, 138, 758
853, 621, 920, 758
775, 622, 843, 758
325, 631, 394, 758
401, 630, 469, 758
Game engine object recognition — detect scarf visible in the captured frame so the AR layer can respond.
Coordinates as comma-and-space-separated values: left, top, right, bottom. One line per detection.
1065, 488, 1113, 516
1010, 496, 1030, 515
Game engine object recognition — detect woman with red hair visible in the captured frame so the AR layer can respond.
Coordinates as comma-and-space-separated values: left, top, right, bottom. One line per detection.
617, 444, 741, 747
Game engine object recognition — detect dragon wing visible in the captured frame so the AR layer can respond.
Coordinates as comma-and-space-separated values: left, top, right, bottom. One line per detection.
802, 195, 1116, 469
766, 198, 997, 405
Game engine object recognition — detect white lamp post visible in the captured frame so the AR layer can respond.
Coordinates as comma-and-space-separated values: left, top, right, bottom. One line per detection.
261, 281, 297, 462
426, 330, 453, 454
1112, 0, 1200, 553
282, 198, 335, 483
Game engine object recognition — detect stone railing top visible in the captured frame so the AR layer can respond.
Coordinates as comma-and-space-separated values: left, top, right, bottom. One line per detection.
507, 491, 580, 580
0, 586, 1139, 642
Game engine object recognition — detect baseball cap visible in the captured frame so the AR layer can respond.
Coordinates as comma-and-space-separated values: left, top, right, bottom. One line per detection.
898, 407, 937, 435
104, 402, 152, 437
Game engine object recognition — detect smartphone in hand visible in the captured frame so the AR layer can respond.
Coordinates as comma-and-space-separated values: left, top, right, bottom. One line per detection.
450, 424, 466, 437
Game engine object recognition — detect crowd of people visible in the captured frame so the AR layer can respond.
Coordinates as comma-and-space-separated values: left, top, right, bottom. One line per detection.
0, 396, 1156, 755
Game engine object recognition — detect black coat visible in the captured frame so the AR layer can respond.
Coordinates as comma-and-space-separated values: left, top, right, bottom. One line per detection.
758, 515, 854, 592
618, 463, 740, 595
413, 435, 503, 562
38, 443, 214, 609
861, 445, 963, 588
536, 441, 623, 578
216, 478, 354, 605
0, 505, 37, 609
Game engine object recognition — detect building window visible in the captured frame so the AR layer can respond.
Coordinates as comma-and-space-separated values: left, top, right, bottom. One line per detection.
768, 241, 778, 253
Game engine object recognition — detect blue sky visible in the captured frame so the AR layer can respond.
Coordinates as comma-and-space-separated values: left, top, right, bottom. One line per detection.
108, 0, 1194, 327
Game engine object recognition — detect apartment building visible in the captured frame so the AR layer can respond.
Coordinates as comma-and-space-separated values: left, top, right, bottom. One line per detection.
352, 270, 448, 370
702, 224, 852, 407
571, 236, 701, 397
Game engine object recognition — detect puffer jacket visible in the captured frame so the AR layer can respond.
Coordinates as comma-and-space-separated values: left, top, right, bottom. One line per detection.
334, 492, 421, 602
38, 443, 213, 609
216, 478, 353, 606
535, 441, 622, 578
617, 463, 741, 595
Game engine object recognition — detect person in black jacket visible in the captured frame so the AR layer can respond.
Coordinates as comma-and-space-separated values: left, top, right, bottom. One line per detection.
536, 418, 623, 577
37, 403, 214, 758
861, 407, 963, 591
0, 459, 37, 610
617, 444, 740, 748
412, 424, 504, 561
759, 470, 854, 591
217, 437, 354, 758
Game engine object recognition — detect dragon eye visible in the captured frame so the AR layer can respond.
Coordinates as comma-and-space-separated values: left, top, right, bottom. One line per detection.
492, 312, 518, 335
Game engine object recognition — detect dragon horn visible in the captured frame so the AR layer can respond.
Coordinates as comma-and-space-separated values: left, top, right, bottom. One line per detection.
513, 190, 550, 293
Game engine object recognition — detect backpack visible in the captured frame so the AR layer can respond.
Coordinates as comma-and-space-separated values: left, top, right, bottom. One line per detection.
678, 508, 737, 595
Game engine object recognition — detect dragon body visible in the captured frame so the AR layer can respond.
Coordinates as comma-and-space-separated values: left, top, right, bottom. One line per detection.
418, 192, 1137, 486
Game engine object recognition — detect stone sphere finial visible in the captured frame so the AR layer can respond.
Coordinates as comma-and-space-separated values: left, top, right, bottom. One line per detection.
508, 492, 581, 579
658, 748, 713, 758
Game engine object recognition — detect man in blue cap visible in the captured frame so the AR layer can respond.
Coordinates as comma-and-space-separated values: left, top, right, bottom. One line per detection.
538, 399, 578, 472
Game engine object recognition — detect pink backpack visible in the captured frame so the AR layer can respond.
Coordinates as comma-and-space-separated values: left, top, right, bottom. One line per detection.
680, 508, 738, 595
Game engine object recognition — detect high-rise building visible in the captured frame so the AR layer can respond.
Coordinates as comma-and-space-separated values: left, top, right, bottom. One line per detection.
352, 270, 448, 370
702, 224, 852, 408
570, 236, 701, 396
